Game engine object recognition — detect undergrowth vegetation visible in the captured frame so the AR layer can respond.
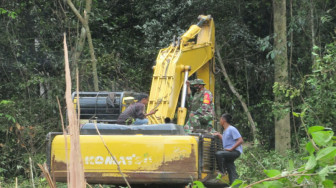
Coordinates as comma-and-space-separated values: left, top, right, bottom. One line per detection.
234, 124, 336, 187
236, 146, 306, 184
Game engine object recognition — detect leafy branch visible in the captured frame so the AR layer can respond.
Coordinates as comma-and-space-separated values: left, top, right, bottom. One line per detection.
0, 8, 17, 19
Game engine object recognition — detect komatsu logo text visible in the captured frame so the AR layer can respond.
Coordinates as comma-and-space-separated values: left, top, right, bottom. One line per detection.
84, 154, 152, 165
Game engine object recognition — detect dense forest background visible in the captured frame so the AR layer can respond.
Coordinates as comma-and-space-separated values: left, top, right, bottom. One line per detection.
0, 0, 335, 187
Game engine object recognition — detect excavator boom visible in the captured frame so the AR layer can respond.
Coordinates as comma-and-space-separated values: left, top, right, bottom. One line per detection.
147, 15, 215, 125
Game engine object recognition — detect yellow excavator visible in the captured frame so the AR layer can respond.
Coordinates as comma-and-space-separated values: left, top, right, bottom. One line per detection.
47, 15, 229, 187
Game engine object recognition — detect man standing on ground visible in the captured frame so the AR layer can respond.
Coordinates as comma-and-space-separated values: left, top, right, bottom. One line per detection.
117, 94, 157, 125
185, 78, 215, 132
213, 113, 243, 185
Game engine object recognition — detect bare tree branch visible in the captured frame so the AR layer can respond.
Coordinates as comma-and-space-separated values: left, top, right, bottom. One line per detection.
246, 171, 319, 188
37, 163, 56, 188
216, 45, 257, 143
93, 122, 132, 188
66, 0, 85, 24
66, 0, 99, 91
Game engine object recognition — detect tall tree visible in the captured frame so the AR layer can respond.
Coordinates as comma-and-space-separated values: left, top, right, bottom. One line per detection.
273, 0, 291, 154
67, 0, 99, 91
309, 0, 316, 64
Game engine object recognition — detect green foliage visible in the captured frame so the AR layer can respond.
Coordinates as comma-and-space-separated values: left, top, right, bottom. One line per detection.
97, 52, 145, 91
246, 43, 336, 185
273, 82, 301, 100
237, 125, 335, 187
311, 130, 333, 147
0, 177, 49, 188
264, 169, 281, 178
247, 42, 336, 187
191, 180, 205, 188
231, 179, 248, 188
301, 44, 336, 131
236, 146, 306, 184
0, 8, 17, 19
0, 100, 16, 123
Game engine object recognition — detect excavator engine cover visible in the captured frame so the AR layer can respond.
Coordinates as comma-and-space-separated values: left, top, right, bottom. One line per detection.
47, 124, 201, 184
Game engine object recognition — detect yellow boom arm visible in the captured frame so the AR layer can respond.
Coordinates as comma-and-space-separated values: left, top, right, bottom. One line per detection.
147, 15, 215, 125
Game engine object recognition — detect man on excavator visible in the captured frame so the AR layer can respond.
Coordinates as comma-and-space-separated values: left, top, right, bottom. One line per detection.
117, 94, 157, 125
185, 78, 215, 132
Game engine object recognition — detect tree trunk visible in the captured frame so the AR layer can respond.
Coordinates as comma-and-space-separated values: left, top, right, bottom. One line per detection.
216, 46, 257, 143
273, 0, 291, 154
71, 27, 86, 80
83, 0, 99, 91
289, 0, 300, 149
67, 0, 99, 91
215, 88, 222, 132
84, 23, 99, 91
310, 0, 316, 64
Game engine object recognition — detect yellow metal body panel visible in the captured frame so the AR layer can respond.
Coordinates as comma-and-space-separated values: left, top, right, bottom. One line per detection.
73, 98, 77, 110
177, 107, 187, 125
147, 16, 215, 125
51, 135, 199, 183
121, 97, 135, 112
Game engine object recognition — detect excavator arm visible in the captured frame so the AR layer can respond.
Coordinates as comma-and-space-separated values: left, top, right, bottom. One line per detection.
147, 15, 215, 125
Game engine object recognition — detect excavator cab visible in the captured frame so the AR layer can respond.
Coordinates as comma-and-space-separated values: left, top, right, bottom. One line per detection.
72, 91, 143, 125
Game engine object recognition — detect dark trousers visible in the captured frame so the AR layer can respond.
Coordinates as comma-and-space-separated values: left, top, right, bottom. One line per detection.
215, 150, 240, 184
